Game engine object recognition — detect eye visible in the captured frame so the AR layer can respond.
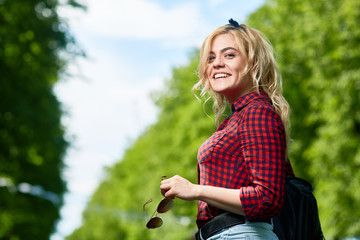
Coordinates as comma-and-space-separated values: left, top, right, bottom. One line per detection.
208, 55, 215, 62
225, 53, 235, 58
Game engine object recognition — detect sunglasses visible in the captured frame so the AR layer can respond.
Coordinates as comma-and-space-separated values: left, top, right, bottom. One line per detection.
143, 176, 174, 229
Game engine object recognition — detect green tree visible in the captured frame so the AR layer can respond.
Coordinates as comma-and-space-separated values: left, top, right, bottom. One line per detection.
0, 0, 84, 239
248, 0, 360, 238
67, 51, 217, 240
67, 0, 360, 239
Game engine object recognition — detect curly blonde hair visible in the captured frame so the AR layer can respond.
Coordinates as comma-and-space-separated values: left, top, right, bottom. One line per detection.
193, 23, 291, 147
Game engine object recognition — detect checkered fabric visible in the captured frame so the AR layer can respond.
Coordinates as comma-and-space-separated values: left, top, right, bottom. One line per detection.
196, 91, 294, 228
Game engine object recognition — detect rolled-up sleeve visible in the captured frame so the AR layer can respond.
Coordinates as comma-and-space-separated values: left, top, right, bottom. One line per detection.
238, 105, 287, 219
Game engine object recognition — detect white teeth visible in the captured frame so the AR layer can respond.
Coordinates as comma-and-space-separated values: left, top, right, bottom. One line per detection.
214, 73, 229, 79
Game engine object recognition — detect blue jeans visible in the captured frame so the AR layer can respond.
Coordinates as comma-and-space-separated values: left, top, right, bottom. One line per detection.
200, 220, 278, 240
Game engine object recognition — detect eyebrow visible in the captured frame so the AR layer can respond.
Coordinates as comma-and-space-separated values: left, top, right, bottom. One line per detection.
209, 47, 239, 55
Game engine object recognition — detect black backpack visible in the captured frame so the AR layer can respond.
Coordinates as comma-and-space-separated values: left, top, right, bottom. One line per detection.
273, 176, 325, 240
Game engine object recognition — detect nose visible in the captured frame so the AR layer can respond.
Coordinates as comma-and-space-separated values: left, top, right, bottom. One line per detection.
213, 57, 224, 68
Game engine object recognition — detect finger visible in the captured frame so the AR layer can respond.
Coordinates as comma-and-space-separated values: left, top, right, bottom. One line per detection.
160, 185, 170, 196
160, 181, 176, 198
160, 182, 172, 196
163, 188, 175, 199
160, 181, 171, 190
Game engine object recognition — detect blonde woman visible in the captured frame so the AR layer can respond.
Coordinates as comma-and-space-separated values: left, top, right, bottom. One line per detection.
160, 19, 294, 240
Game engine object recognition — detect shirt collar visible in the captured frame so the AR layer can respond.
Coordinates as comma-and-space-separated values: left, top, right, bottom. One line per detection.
231, 90, 270, 113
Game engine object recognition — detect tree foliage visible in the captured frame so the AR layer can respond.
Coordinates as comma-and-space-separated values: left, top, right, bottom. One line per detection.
68, 0, 360, 239
66, 51, 217, 240
0, 0, 83, 239
247, 0, 360, 238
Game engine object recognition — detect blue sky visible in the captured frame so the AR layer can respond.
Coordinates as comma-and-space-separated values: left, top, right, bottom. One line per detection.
53, 0, 265, 239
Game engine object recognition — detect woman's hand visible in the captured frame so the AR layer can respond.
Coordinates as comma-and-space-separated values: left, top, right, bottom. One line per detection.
160, 175, 199, 201
161, 175, 245, 215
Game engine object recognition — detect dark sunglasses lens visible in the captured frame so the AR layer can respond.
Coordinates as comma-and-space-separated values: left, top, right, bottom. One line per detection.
157, 198, 174, 213
146, 216, 163, 229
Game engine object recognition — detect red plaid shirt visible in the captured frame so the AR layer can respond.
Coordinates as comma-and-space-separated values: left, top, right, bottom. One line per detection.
196, 91, 294, 228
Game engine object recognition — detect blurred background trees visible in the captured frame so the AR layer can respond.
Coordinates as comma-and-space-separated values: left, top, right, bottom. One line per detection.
66, 50, 211, 240
0, 0, 83, 239
247, 0, 360, 238
1, 0, 359, 239
66, 0, 360, 239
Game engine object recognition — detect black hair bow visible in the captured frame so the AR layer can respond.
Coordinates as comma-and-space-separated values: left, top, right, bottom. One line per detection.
228, 18, 240, 27
228, 18, 246, 32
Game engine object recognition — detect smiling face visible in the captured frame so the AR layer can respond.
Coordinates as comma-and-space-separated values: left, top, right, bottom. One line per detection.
206, 33, 254, 104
